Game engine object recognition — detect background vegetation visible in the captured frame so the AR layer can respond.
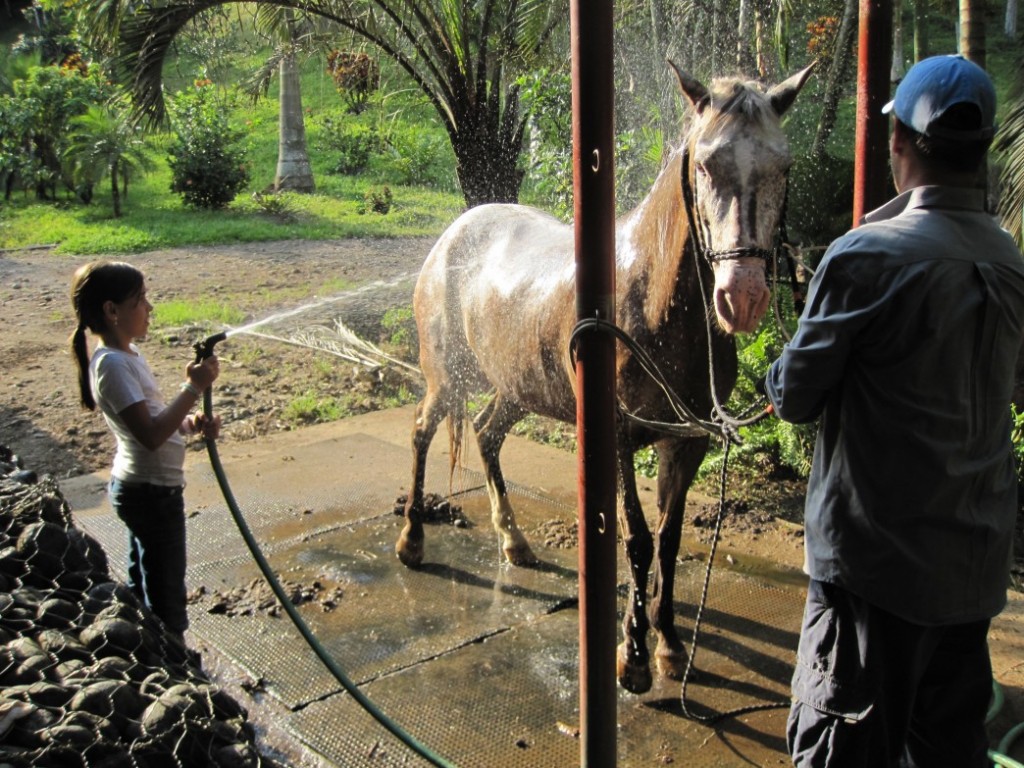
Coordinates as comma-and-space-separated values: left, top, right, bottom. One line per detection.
2, 0, 1023, 480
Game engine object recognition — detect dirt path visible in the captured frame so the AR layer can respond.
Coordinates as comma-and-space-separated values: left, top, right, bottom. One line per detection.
0, 238, 436, 479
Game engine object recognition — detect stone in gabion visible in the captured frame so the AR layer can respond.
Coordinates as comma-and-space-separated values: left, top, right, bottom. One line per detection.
0, 454, 271, 768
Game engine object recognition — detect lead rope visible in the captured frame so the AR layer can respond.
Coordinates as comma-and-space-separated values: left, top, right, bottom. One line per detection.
678, 436, 791, 722
677, 148, 792, 721
569, 316, 791, 723
572, 146, 794, 723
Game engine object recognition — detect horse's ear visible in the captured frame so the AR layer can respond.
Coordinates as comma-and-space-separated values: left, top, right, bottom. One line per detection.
668, 59, 710, 115
767, 61, 816, 116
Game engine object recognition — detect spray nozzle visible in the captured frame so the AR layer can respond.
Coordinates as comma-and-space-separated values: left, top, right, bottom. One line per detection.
193, 331, 227, 363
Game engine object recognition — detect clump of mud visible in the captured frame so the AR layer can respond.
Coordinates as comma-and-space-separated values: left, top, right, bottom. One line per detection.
190, 578, 345, 618
0, 446, 274, 768
533, 519, 579, 549
393, 492, 470, 527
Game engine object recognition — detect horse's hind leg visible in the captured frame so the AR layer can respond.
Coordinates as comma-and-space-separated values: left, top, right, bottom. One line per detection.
396, 389, 449, 567
473, 394, 537, 566
650, 435, 708, 680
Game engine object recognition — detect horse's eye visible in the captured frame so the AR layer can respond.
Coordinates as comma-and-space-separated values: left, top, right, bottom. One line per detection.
694, 163, 708, 178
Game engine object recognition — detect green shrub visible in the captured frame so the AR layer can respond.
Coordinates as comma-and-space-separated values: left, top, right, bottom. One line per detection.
0, 58, 113, 201
518, 68, 572, 219
250, 190, 298, 221
367, 125, 457, 191
634, 445, 658, 479
315, 114, 383, 175
697, 289, 817, 482
359, 184, 392, 214
284, 391, 343, 423
167, 78, 250, 209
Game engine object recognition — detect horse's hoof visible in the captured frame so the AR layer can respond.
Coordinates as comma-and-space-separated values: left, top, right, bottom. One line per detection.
504, 541, 538, 567
616, 643, 652, 694
396, 531, 424, 568
655, 643, 689, 681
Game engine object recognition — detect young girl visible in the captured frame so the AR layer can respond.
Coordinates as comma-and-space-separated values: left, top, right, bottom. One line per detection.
69, 260, 221, 642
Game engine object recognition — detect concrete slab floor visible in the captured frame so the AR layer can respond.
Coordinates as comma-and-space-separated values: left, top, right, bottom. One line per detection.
59, 406, 1024, 767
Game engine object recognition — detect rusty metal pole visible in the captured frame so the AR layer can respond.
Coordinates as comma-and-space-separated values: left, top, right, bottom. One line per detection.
571, 0, 618, 765
853, 0, 894, 224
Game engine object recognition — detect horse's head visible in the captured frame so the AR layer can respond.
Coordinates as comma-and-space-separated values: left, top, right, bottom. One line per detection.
671, 62, 814, 334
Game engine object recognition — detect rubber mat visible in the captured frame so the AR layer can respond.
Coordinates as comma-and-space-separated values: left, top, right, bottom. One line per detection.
73, 432, 808, 767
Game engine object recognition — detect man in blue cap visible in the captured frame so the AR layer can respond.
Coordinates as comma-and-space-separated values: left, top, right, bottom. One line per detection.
762, 55, 1024, 766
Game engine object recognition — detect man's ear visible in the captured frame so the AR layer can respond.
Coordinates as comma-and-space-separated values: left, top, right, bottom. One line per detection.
890, 118, 910, 155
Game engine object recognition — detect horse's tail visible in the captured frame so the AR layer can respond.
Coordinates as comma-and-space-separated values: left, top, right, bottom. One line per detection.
446, 400, 466, 495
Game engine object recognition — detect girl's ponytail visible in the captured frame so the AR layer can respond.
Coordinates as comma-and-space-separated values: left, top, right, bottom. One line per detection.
69, 323, 95, 410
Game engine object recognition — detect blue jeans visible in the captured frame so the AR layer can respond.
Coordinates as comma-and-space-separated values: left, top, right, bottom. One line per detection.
108, 478, 189, 633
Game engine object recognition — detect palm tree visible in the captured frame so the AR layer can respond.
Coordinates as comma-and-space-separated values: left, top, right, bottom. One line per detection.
809, 0, 856, 160
92, 0, 567, 208
960, 0, 987, 67
246, 6, 316, 192
66, 102, 153, 217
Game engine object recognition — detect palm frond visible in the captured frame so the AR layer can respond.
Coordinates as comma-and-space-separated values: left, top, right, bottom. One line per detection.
114, 0, 226, 126
995, 53, 1024, 247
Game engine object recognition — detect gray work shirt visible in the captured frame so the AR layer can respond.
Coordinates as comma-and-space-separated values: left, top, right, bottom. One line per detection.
765, 185, 1024, 625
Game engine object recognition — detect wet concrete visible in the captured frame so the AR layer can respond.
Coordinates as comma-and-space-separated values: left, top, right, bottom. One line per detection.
60, 406, 1024, 767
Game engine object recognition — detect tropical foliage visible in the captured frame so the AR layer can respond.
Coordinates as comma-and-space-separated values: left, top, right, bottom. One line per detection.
3, 0, 1024, 478
996, 50, 1024, 246
166, 79, 250, 209
66, 101, 154, 216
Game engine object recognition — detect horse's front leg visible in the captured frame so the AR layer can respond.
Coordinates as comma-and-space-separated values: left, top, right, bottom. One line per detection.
396, 394, 446, 567
474, 395, 537, 566
617, 439, 655, 694
649, 435, 709, 680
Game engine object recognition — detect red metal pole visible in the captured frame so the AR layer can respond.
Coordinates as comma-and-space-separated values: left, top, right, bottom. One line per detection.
570, 0, 618, 765
853, 0, 894, 224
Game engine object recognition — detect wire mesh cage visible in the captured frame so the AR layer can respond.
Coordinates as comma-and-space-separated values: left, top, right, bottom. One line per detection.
0, 446, 269, 768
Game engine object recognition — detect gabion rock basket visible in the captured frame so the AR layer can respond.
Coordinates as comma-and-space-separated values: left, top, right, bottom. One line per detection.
0, 447, 270, 768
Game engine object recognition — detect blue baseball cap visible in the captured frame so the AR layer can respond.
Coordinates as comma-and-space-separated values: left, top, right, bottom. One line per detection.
882, 54, 996, 141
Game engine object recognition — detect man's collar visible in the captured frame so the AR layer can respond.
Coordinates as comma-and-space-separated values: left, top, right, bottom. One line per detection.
860, 185, 987, 225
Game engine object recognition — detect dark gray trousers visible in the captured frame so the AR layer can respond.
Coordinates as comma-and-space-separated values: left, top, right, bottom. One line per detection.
787, 579, 992, 768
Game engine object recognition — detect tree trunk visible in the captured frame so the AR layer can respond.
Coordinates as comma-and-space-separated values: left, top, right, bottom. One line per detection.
274, 50, 315, 193
737, 0, 756, 75
913, 0, 929, 61
452, 126, 524, 208
754, 5, 771, 79
1007, 0, 1018, 37
892, 0, 906, 81
111, 158, 122, 218
810, 0, 858, 159
648, 0, 676, 143
960, 0, 987, 68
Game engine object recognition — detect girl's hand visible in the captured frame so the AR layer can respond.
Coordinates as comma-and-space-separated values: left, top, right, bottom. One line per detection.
188, 412, 222, 439
185, 355, 220, 392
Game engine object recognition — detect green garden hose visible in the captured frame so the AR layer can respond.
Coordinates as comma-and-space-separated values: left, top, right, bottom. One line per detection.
195, 336, 457, 768
987, 680, 1024, 768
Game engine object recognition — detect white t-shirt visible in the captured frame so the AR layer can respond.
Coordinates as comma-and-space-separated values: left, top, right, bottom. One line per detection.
90, 344, 186, 486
